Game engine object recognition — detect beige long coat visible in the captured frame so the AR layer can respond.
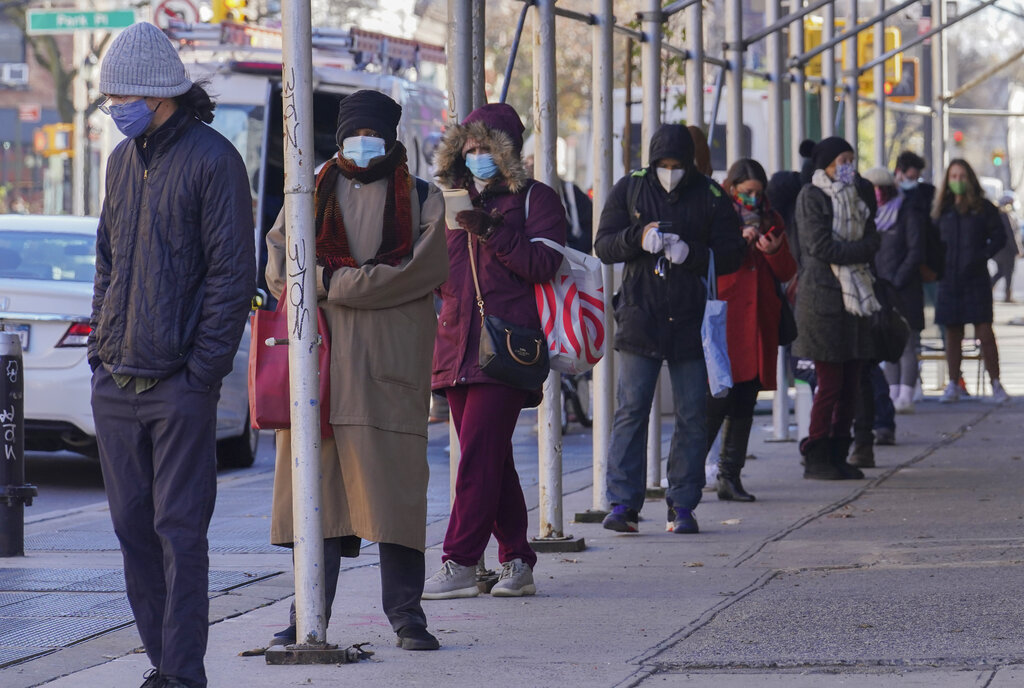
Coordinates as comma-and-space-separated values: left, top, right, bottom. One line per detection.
267, 172, 448, 551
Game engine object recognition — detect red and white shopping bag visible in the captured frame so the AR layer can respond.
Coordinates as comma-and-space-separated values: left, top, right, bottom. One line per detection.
531, 237, 606, 375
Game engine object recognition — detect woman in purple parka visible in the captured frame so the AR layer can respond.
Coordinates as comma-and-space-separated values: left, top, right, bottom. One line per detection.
423, 103, 566, 600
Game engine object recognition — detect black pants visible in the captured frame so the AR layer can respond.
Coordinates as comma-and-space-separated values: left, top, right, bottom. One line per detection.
288, 537, 428, 634
91, 367, 221, 688
706, 379, 761, 450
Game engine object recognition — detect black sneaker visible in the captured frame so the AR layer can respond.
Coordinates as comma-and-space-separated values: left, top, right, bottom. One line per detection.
396, 625, 440, 651
601, 504, 639, 533
666, 505, 699, 534
139, 669, 164, 688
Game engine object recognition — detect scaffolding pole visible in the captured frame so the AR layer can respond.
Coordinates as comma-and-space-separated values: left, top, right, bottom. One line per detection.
790, 0, 807, 167
686, 0, 704, 129
843, 0, 858, 149
873, 0, 886, 167
821, 1, 836, 138
725, 0, 744, 166
766, 0, 784, 174
586, 0, 615, 519
472, 0, 486, 109
641, 0, 664, 496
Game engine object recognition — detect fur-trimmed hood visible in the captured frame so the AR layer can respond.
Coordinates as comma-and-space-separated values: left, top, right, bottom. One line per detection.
434, 104, 531, 194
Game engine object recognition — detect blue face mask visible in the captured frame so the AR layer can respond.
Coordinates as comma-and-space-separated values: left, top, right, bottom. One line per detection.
899, 179, 919, 191
836, 162, 857, 185
109, 99, 155, 139
341, 136, 386, 168
465, 153, 499, 180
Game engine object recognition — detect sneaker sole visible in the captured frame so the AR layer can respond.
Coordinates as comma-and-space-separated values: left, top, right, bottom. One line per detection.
421, 586, 479, 600
491, 583, 537, 597
602, 521, 638, 533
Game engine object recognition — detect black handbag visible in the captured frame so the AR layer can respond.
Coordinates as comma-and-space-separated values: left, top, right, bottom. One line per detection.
774, 277, 798, 347
467, 234, 550, 389
870, 278, 911, 364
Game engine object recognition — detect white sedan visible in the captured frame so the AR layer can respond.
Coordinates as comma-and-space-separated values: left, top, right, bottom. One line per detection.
0, 214, 258, 468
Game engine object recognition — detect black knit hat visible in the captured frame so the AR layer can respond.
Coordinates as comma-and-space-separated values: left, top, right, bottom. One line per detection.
812, 136, 854, 170
335, 89, 402, 147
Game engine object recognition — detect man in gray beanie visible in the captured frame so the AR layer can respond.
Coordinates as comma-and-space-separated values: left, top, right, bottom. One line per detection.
90, 22, 255, 688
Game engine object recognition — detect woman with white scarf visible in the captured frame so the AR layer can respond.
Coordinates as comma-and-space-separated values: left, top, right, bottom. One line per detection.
792, 137, 881, 480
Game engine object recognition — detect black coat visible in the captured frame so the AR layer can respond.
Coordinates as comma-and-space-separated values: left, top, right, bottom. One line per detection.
934, 200, 1005, 326
873, 200, 926, 331
791, 178, 880, 362
595, 125, 744, 361
89, 112, 256, 385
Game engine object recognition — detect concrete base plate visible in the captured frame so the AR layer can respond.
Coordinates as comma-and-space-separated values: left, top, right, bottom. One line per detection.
572, 509, 608, 523
529, 536, 586, 553
264, 643, 371, 665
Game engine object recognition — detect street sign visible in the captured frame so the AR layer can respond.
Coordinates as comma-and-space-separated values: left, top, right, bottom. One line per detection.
26, 9, 136, 35
17, 104, 40, 123
154, 0, 199, 29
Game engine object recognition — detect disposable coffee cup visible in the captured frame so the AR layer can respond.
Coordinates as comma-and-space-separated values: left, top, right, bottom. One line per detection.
442, 188, 473, 229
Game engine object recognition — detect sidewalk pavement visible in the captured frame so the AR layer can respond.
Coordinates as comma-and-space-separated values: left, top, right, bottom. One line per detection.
4, 303, 1024, 688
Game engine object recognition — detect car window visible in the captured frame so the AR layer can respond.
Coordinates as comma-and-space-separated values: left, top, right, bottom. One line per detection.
0, 231, 96, 283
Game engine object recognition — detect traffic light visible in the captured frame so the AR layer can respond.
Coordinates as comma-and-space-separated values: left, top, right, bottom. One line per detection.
993, 151, 1005, 167
953, 130, 964, 145
211, 0, 246, 23
886, 57, 918, 102
33, 123, 74, 157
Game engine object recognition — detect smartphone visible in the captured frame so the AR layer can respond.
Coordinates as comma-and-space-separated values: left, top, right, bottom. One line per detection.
657, 221, 673, 230
765, 224, 783, 237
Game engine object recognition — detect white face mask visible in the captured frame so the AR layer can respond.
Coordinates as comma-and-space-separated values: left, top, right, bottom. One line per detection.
656, 167, 684, 193
341, 136, 386, 167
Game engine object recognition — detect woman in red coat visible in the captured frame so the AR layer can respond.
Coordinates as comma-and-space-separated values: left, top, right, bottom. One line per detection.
708, 158, 798, 501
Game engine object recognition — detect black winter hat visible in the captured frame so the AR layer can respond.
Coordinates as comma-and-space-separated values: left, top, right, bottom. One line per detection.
335, 89, 402, 147
812, 136, 854, 170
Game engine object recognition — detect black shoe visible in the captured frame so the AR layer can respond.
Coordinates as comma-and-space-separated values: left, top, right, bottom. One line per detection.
396, 625, 440, 651
269, 624, 296, 646
849, 441, 875, 468
716, 474, 756, 502
162, 679, 191, 688
830, 437, 865, 479
140, 669, 164, 688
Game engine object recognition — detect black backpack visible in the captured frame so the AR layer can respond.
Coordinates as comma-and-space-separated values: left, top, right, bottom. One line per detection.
920, 220, 945, 282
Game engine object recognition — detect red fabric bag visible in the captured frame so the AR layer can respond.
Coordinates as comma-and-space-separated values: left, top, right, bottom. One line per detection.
247, 296, 331, 438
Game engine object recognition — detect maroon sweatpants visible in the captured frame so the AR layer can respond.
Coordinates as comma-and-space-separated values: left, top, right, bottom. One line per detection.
809, 359, 863, 442
442, 384, 538, 570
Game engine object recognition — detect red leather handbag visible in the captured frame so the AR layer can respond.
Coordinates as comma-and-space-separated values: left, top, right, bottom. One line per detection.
247, 296, 332, 439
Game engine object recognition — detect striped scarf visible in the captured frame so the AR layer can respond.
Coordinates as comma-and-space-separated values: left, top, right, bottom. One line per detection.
811, 169, 880, 317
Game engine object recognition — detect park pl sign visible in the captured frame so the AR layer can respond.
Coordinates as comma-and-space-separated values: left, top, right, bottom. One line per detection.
26, 9, 136, 35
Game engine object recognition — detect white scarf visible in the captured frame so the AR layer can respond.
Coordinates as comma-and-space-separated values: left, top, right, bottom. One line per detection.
811, 169, 880, 317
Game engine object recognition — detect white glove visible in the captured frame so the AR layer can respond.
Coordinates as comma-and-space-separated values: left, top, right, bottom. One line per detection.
662, 233, 690, 264
641, 224, 664, 253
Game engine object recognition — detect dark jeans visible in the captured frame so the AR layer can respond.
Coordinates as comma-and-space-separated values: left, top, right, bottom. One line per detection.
443, 384, 536, 570
287, 537, 428, 635
91, 366, 220, 688
605, 351, 708, 513
854, 362, 895, 444
808, 360, 862, 442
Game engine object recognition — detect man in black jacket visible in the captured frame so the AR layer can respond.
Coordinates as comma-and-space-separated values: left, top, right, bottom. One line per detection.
594, 124, 743, 535
89, 22, 255, 688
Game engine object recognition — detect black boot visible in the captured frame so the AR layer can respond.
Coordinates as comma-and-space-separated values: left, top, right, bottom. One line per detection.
831, 436, 865, 479
717, 416, 755, 501
801, 437, 844, 480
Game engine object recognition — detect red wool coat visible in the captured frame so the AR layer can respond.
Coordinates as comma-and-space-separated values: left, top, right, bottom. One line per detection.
717, 231, 797, 390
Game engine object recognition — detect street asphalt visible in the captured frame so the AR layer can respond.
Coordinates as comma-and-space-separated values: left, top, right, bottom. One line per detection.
2, 299, 1024, 688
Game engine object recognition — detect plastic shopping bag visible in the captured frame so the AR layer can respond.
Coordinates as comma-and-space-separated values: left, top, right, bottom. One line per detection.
701, 250, 732, 399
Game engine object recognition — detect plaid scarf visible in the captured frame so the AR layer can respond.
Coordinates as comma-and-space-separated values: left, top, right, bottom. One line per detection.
314, 142, 413, 270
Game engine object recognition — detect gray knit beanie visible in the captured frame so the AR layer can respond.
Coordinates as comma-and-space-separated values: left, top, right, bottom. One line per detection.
100, 22, 192, 98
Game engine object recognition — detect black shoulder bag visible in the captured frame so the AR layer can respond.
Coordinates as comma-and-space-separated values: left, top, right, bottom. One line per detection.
467, 233, 550, 389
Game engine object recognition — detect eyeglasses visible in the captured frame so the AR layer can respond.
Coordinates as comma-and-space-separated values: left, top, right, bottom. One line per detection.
98, 98, 112, 115
654, 255, 669, 279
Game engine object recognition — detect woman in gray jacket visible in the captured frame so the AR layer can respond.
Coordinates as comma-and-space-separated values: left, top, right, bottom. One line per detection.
792, 137, 880, 480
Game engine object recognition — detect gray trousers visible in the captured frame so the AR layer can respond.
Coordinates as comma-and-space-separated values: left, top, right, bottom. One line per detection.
91, 366, 220, 688
287, 537, 428, 635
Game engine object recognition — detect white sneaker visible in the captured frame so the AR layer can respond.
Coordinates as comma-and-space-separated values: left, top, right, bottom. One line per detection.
894, 384, 915, 414
991, 379, 1010, 403
490, 558, 536, 597
939, 381, 960, 404
422, 560, 479, 600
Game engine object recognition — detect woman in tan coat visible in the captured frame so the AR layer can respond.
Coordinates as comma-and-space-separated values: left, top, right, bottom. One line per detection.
265, 90, 448, 651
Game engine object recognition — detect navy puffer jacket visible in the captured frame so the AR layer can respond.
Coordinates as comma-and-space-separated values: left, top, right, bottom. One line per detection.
89, 112, 255, 386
